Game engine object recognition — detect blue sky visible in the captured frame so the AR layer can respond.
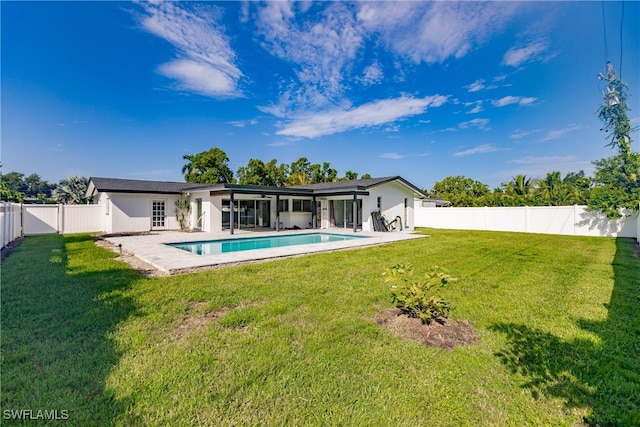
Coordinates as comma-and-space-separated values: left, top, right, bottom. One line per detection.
2, 1, 639, 191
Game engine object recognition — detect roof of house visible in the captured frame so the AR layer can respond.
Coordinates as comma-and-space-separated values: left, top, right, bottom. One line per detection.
293, 176, 425, 196
86, 177, 212, 197
87, 176, 426, 198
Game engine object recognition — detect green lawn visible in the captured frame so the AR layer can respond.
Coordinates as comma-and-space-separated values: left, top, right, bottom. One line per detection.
2, 229, 639, 426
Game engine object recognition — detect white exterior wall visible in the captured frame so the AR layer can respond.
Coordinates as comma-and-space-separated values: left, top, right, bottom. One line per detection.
365, 181, 415, 231
187, 191, 212, 232
415, 205, 638, 239
108, 193, 182, 233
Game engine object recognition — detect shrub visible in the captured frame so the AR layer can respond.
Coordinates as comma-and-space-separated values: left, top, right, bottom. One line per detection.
383, 264, 456, 324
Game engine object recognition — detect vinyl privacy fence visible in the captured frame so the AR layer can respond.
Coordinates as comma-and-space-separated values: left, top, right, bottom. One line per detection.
415, 205, 639, 241
1, 204, 105, 248
1, 202, 22, 249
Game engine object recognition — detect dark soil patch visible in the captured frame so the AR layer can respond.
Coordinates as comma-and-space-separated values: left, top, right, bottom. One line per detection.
92, 235, 165, 277
375, 307, 478, 350
1, 236, 25, 263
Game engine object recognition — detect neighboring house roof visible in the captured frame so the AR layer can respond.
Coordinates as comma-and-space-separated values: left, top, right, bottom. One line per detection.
86, 176, 426, 198
421, 198, 451, 207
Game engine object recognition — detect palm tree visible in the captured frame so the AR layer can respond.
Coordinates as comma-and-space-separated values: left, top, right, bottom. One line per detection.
54, 176, 89, 204
502, 175, 534, 205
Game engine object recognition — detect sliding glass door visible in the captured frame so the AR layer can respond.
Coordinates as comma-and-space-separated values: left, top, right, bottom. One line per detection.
222, 199, 270, 229
329, 199, 362, 229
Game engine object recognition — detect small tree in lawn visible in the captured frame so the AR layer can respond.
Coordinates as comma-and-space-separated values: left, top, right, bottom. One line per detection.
383, 264, 457, 325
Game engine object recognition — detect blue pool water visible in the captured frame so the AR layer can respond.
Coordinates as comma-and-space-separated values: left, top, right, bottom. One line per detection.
168, 232, 367, 255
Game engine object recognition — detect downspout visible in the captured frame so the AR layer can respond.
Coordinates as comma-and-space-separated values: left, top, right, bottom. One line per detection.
229, 191, 235, 235
312, 196, 317, 229
352, 194, 358, 233
275, 195, 280, 232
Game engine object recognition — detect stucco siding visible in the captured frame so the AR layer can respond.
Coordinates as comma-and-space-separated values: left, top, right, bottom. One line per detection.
366, 181, 415, 231
108, 193, 181, 233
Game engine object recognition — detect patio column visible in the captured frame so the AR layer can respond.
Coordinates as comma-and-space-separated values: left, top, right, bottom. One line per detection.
229, 191, 235, 235
275, 195, 280, 232
312, 196, 317, 229
352, 194, 358, 233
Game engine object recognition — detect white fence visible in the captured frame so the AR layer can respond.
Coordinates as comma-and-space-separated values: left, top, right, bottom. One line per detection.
1, 202, 23, 248
22, 204, 104, 235
415, 205, 639, 241
1, 204, 105, 248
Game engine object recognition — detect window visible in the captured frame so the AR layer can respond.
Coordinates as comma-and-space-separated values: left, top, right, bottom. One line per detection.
278, 199, 289, 213
377, 196, 382, 211
292, 199, 312, 212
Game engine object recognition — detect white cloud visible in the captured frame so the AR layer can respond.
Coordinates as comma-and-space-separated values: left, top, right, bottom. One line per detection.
357, 2, 520, 64
255, 1, 363, 111
465, 80, 485, 92
459, 118, 490, 130
276, 95, 448, 138
510, 130, 533, 139
503, 41, 548, 67
380, 152, 405, 160
359, 62, 384, 86
509, 156, 576, 165
454, 144, 498, 157
466, 101, 484, 114
492, 96, 537, 107
227, 119, 258, 128
137, 2, 242, 98
539, 124, 582, 141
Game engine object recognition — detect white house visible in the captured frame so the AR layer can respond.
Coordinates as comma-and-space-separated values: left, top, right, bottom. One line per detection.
86, 176, 426, 234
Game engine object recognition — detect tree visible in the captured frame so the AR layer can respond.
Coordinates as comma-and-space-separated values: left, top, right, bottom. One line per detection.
309, 162, 337, 183
24, 173, 54, 199
54, 176, 89, 204
501, 174, 534, 206
589, 153, 640, 219
589, 62, 639, 219
0, 181, 23, 203
428, 176, 491, 207
237, 159, 288, 187
342, 170, 359, 181
1, 172, 27, 194
182, 147, 234, 184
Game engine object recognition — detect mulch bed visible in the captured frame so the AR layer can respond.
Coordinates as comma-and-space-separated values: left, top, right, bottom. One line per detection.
375, 307, 479, 350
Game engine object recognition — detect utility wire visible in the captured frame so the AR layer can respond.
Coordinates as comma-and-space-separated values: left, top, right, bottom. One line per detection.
619, 1, 624, 79
601, 1, 609, 63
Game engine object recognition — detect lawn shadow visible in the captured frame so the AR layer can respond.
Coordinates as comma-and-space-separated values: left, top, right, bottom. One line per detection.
490, 237, 640, 425
1, 234, 143, 425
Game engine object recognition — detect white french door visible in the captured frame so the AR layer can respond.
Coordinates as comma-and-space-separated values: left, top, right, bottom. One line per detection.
151, 200, 166, 229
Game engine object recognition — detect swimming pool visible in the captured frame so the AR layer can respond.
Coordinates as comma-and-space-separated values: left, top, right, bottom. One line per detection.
168, 232, 368, 255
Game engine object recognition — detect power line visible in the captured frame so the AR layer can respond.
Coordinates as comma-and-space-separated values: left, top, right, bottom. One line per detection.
601, 1, 609, 63
619, 1, 624, 79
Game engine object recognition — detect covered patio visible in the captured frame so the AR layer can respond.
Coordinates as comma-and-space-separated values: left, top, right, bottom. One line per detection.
210, 183, 369, 234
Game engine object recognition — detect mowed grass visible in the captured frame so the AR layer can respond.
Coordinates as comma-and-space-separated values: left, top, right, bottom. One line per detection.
1, 229, 639, 426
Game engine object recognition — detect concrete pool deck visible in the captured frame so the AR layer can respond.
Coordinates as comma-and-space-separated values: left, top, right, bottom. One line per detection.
104, 229, 429, 274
